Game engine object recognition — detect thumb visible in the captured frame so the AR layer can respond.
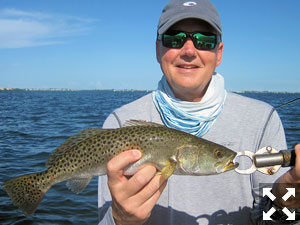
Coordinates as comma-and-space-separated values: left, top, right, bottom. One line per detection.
294, 144, 300, 171
288, 144, 300, 181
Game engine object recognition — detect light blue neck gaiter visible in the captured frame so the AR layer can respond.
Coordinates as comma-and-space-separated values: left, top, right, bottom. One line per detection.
152, 73, 227, 137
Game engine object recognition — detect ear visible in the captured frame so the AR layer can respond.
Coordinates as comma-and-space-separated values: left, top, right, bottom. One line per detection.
156, 40, 161, 64
216, 42, 224, 67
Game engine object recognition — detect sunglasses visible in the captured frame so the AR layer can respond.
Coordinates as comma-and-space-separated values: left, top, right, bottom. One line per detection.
158, 30, 220, 50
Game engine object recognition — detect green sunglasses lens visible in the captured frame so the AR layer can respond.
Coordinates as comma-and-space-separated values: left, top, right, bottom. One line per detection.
193, 33, 216, 50
163, 32, 187, 48
162, 31, 217, 50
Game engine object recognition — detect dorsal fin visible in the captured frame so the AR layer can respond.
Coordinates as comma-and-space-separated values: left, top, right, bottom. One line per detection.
45, 128, 106, 166
124, 120, 164, 128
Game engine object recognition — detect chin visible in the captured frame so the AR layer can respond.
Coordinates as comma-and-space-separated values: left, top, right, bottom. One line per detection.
175, 80, 203, 90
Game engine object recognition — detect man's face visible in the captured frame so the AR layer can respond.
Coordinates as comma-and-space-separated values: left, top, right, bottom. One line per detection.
156, 19, 223, 102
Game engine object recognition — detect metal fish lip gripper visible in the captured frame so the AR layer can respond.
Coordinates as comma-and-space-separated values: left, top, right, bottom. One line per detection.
234, 146, 296, 175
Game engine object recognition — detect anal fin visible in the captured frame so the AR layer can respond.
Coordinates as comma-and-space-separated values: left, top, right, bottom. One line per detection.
66, 177, 92, 194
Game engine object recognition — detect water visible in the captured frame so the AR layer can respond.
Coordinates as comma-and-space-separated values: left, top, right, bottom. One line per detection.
0, 91, 299, 225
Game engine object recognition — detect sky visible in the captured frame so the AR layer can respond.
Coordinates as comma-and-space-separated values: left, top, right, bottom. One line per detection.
0, 0, 299, 92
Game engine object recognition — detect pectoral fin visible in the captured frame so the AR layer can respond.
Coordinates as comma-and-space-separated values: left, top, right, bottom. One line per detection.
160, 156, 177, 179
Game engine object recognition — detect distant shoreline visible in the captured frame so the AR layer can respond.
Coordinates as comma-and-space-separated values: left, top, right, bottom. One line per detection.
0, 88, 299, 94
0, 88, 152, 92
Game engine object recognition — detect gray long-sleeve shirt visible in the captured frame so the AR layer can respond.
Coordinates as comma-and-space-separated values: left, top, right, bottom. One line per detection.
98, 92, 288, 225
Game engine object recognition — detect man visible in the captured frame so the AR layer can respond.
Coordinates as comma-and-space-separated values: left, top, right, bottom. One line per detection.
98, 0, 300, 224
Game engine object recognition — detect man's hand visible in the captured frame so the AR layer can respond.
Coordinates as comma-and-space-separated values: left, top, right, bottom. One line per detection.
273, 144, 300, 208
106, 150, 167, 225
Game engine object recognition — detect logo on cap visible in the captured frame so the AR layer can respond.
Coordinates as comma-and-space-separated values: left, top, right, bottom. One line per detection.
183, 1, 197, 6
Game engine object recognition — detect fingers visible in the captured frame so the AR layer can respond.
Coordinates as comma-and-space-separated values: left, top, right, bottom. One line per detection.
128, 167, 167, 204
124, 165, 157, 197
106, 150, 168, 225
139, 175, 167, 211
111, 169, 167, 225
107, 150, 141, 185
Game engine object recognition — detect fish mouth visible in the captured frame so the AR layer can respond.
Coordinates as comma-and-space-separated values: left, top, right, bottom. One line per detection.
216, 153, 239, 173
221, 160, 239, 172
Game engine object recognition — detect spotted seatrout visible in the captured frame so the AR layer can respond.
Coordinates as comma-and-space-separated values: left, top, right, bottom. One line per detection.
2, 120, 238, 216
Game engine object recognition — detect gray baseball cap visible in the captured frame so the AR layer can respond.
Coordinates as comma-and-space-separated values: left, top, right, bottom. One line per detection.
157, 0, 222, 35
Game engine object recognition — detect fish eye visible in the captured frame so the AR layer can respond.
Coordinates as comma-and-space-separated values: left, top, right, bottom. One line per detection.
215, 150, 223, 158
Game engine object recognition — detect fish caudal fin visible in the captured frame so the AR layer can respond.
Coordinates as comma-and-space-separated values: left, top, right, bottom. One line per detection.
2, 173, 51, 216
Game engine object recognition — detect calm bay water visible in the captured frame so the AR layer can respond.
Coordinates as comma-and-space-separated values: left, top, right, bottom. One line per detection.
0, 90, 299, 225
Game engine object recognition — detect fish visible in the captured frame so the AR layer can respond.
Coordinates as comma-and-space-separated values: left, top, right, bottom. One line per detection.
2, 120, 238, 216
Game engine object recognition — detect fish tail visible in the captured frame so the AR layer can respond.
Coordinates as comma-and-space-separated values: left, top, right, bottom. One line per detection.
2, 172, 52, 216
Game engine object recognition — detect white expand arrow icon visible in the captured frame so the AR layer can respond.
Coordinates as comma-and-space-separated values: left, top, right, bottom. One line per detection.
263, 207, 276, 220
282, 188, 295, 201
282, 207, 295, 220
263, 188, 276, 201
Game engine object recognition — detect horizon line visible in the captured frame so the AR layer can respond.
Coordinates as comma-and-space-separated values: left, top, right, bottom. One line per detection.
0, 87, 299, 94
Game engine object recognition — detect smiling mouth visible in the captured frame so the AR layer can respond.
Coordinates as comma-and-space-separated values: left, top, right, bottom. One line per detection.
177, 65, 199, 69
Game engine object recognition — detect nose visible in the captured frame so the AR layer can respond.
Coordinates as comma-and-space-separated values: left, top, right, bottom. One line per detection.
181, 38, 197, 58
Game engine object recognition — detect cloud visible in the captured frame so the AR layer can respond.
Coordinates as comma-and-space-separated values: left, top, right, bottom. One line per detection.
0, 8, 97, 49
